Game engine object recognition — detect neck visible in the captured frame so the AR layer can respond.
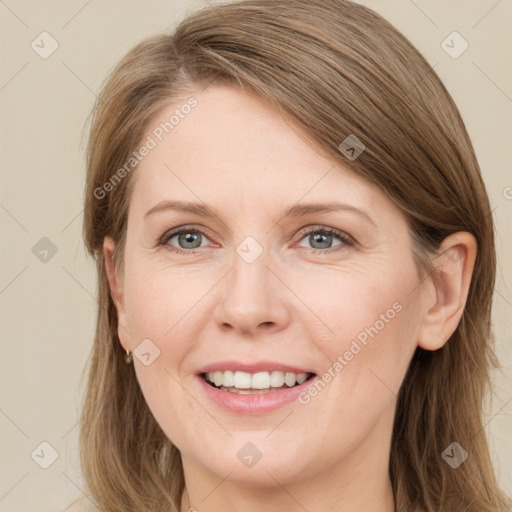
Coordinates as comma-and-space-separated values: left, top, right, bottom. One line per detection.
180, 472, 395, 512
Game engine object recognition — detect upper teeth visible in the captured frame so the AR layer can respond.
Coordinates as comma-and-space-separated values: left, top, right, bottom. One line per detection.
205, 370, 309, 389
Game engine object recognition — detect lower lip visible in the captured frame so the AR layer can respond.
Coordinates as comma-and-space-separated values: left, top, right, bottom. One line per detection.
196, 374, 316, 415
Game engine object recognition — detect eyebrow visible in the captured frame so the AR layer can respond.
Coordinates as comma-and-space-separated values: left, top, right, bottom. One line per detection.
143, 200, 377, 227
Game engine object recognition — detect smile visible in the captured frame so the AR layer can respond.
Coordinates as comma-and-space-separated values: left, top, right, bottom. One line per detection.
197, 369, 318, 415
202, 370, 315, 394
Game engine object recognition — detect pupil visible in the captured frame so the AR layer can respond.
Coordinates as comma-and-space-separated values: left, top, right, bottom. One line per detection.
311, 232, 331, 249
180, 232, 201, 249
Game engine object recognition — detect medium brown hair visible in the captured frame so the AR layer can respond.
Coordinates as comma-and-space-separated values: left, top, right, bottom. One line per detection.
75, 0, 510, 510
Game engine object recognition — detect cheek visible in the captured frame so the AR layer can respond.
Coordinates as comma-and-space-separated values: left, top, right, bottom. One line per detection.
290, 261, 416, 349
123, 258, 203, 340
122, 260, 207, 447
292, 260, 420, 407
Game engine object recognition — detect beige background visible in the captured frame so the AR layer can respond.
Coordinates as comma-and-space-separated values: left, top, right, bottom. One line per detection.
0, 1, 511, 510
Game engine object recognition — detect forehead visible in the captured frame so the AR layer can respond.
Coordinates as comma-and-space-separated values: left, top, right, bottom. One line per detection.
127, 84, 397, 224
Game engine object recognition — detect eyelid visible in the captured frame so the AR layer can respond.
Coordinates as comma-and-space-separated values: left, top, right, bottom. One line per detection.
159, 224, 215, 243
294, 225, 354, 242
158, 225, 215, 253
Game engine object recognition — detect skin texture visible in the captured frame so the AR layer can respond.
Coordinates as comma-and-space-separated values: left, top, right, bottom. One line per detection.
103, 84, 476, 512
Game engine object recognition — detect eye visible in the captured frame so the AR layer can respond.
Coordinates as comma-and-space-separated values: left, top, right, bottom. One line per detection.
295, 226, 355, 254
159, 227, 211, 254
158, 225, 355, 255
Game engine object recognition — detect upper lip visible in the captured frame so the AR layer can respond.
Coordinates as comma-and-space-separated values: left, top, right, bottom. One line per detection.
197, 360, 315, 375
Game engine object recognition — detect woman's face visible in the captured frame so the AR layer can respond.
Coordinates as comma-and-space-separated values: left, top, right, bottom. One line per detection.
107, 84, 431, 493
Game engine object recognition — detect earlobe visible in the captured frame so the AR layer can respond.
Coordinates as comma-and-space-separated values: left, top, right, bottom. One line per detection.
417, 232, 477, 351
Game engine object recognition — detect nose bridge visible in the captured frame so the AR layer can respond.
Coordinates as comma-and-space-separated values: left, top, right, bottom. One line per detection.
214, 240, 289, 335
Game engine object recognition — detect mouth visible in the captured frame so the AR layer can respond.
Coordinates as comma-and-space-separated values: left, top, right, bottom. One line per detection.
200, 370, 317, 395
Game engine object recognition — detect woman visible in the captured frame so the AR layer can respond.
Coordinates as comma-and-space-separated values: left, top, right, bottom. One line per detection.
75, 0, 511, 510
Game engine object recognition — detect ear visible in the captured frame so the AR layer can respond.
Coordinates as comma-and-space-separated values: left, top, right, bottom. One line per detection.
103, 236, 131, 352
417, 232, 477, 351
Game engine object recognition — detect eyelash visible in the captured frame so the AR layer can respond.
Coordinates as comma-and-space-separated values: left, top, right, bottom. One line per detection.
158, 225, 355, 256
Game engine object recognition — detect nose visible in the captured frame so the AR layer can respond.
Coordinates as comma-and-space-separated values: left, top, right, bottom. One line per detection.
213, 250, 291, 337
